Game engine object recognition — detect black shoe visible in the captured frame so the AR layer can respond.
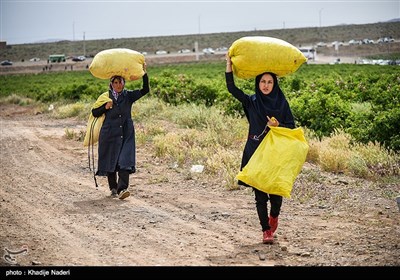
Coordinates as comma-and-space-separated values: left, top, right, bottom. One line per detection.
118, 189, 130, 200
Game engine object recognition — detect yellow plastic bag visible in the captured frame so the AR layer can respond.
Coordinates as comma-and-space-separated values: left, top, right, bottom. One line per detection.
236, 126, 309, 198
83, 92, 112, 147
228, 36, 307, 79
89, 48, 145, 81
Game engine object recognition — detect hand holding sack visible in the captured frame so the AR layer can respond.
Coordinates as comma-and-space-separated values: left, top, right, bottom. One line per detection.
83, 92, 112, 147
89, 48, 145, 81
228, 36, 307, 79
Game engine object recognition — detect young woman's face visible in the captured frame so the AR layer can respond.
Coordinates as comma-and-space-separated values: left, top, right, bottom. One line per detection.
112, 78, 124, 93
258, 73, 274, 95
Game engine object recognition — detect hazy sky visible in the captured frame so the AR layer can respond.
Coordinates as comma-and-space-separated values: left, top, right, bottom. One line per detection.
1, 0, 399, 45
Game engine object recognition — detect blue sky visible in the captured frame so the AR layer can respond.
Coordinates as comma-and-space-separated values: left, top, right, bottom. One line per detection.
1, 0, 399, 45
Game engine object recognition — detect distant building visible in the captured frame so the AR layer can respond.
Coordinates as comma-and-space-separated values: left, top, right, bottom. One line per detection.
0, 41, 7, 50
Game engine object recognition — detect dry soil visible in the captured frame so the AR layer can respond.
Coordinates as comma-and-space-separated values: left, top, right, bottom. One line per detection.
0, 104, 399, 270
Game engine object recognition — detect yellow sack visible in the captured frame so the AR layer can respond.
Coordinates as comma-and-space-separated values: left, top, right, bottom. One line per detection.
228, 36, 307, 79
83, 92, 112, 147
89, 48, 145, 81
236, 126, 309, 198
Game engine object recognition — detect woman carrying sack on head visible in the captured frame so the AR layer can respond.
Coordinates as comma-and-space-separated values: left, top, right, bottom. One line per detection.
91, 62, 149, 200
225, 54, 296, 244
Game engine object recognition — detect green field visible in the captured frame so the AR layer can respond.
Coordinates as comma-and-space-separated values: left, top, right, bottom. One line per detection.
1, 61, 399, 153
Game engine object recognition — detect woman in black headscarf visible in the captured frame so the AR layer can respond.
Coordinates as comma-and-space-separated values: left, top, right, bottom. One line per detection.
225, 54, 295, 244
91, 63, 149, 200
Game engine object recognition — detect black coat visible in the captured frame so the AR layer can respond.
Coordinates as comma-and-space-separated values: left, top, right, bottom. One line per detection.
225, 72, 295, 182
93, 74, 149, 175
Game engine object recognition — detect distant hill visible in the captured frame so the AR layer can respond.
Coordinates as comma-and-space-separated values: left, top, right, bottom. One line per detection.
33, 38, 67, 44
1, 21, 400, 62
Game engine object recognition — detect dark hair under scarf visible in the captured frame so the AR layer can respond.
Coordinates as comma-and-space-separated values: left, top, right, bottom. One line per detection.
109, 75, 125, 92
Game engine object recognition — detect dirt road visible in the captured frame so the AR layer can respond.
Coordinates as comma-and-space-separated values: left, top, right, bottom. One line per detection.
0, 104, 399, 268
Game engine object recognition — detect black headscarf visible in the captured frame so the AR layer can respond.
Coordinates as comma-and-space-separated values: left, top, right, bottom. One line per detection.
251, 72, 294, 127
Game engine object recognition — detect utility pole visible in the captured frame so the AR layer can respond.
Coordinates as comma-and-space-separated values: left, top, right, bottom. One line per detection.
319, 9, 323, 28
195, 41, 199, 61
197, 15, 201, 61
83, 32, 86, 56
198, 15, 201, 34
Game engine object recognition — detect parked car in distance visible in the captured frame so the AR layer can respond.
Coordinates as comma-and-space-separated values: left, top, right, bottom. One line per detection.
362, 38, 374, 44
29, 57, 41, 62
178, 49, 191, 54
1, 60, 13, 66
215, 47, 228, 52
330, 58, 341, 65
331, 41, 344, 47
348, 39, 361, 45
72, 56, 86, 61
202, 48, 215, 54
155, 50, 168, 55
377, 37, 394, 43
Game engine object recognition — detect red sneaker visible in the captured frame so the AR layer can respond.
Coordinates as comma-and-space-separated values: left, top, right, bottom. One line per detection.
263, 230, 274, 244
269, 216, 279, 234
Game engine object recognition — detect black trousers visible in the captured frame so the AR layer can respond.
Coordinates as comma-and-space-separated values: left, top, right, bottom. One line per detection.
107, 170, 130, 193
254, 188, 283, 232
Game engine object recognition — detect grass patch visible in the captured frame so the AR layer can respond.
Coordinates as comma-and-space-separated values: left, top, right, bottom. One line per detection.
306, 129, 399, 179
